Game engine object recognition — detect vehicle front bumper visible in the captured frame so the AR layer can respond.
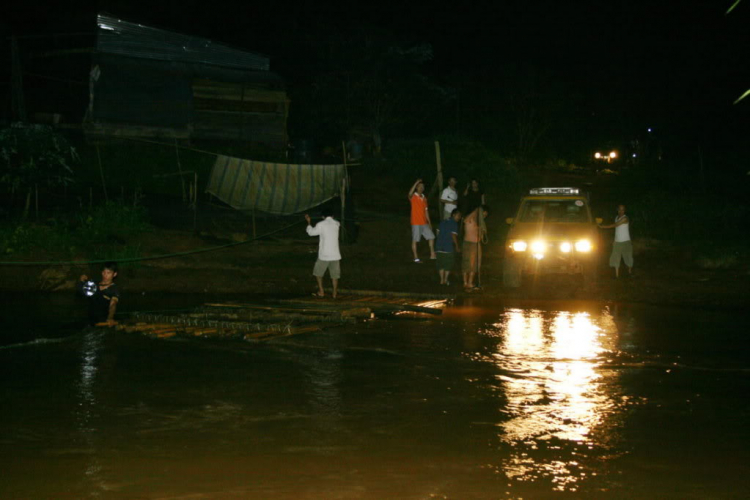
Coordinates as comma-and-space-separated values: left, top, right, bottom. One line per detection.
504, 247, 598, 275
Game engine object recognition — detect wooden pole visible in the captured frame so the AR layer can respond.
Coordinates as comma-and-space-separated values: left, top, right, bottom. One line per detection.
341, 141, 348, 242
175, 138, 187, 202
434, 141, 444, 219
96, 144, 108, 201
193, 172, 198, 233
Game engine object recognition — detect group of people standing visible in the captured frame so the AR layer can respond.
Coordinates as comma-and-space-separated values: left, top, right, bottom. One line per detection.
303, 176, 490, 297
409, 176, 490, 291
304, 179, 633, 297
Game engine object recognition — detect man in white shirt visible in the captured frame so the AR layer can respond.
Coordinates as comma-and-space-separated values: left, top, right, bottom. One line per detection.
305, 207, 341, 298
599, 204, 633, 278
440, 176, 459, 220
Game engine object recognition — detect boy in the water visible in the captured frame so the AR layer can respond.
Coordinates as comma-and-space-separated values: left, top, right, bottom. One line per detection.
77, 261, 120, 326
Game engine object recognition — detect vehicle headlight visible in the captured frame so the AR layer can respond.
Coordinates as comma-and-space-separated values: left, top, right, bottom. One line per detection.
531, 240, 546, 253
560, 242, 572, 253
575, 239, 592, 252
511, 241, 527, 252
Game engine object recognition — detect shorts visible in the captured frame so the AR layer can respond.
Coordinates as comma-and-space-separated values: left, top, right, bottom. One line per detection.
411, 224, 435, 242
436, 252, 455, 271
313, 259, 341, 279
462, 241, 480, 272
609, 240, 633, 268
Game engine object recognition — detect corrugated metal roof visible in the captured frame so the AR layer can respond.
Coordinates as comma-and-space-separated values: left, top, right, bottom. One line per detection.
95, 12, 270, 71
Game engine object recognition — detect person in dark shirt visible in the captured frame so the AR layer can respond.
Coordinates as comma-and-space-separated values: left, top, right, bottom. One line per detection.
77, 261, 120, 326
435, 209, 462, 286
462, 179, 486, 217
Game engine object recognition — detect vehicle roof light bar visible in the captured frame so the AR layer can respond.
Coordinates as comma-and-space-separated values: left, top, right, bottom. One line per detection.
529, 187, 580, 195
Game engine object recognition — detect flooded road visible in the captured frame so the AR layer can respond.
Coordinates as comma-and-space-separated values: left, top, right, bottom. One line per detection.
1, 294, 749, 499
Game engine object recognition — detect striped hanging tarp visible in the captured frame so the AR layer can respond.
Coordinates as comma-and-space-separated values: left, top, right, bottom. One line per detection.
206, 155, 346, 215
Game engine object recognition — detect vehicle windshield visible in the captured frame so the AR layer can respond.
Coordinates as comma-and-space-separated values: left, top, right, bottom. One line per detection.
519, 199, 590, 223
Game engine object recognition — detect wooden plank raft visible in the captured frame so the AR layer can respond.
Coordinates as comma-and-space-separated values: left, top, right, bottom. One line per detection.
276, 289, 452, 316
116, 303, 360, 341
116, 290, 450, 341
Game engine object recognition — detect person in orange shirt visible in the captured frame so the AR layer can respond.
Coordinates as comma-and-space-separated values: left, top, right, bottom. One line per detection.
408, 178, 436, 263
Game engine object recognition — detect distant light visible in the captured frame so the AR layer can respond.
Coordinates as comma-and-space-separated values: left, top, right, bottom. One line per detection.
594, 152, 601, 159
632, 153, 637, 158
609, 151, 617, 158
647, 128, 652, 133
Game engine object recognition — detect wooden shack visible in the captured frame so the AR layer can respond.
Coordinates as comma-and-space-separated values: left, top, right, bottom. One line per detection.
84, 13, 289, 147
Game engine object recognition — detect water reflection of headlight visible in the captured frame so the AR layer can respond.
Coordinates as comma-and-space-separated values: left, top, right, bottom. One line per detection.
494, 311, 613, 457
477, 308, 623, 492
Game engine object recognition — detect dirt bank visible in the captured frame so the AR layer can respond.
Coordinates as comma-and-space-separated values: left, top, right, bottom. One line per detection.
4, 211, 749, 312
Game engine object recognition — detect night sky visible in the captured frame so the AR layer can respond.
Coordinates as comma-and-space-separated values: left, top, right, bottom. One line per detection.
2, 0, 749, 155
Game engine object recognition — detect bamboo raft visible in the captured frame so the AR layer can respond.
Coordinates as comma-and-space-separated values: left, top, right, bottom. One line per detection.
116, 290, 451, 341
277, 289, 452, 316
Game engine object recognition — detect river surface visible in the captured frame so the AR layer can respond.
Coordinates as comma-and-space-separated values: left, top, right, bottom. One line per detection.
1, 293, 749, 499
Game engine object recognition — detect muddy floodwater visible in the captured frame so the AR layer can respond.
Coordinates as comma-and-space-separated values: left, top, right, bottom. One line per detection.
1, 293, 749, 499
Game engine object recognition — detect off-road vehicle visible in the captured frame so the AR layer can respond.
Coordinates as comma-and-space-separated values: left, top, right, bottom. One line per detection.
503, 187, 602, 287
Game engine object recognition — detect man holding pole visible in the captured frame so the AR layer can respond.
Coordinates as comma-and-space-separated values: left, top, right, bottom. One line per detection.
462, 205, 489, 291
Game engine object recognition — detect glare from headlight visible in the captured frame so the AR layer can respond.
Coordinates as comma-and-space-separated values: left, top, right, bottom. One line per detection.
560, 242, 572, 253
575, 240, 592, 252
609, 151, 617, 158
531, 240, 546, 253
594, 152, 601, 159
512, 241, 527, 251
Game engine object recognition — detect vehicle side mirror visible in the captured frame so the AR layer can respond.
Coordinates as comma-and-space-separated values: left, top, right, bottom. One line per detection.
595, 217, 603, 224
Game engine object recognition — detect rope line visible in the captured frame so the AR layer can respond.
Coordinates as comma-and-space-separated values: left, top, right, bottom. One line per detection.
0, 212, 418, 267
0, 220, 306, 267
